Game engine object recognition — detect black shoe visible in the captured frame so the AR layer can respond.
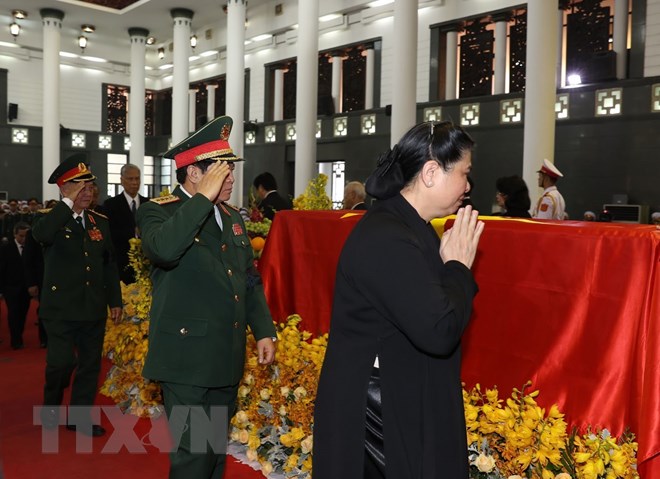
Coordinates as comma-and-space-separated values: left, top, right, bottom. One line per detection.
65, 424, 106, 437
40, 407, 59, 430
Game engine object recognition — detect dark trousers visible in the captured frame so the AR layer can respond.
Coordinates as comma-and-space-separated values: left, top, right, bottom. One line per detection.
42, 319, 106, 408
5, 290, 30, 348
364, 367, 385, 479
161, 382, 238, 479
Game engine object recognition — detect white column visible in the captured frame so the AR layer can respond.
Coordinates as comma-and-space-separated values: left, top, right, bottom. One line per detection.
40, 8, 64, 201
128, 28, 148, 176
390, 0, 417, 146
445, 26, 459, 101
493, 14, 509, 95
273, 69, 284, 121
226, 0, 247, 206
365, 47, 375, 109
294, 0, 319, 196
188, 89, 197, 133
557, 7, 565, 87
613, 0, 629, 79
206, 84, 217, 122
170, 9, 193, 145
331, 54, 343, 114
523, 1, 558, 210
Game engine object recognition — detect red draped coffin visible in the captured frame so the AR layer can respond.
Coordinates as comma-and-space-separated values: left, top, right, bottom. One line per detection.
259, 210, 660, 478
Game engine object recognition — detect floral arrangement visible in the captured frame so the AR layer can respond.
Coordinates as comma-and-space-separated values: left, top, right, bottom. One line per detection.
99, 236, 640, 479
100, 238, 163, 417
292, 174, 333, 211
230, 315, 327, 477
464, 382, 639, 479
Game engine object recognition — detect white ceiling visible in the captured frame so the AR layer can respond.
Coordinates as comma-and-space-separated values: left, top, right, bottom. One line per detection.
1, 0, 384, 67
1, 0, 276, 65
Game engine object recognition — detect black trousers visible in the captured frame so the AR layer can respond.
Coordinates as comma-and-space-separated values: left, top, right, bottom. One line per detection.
42, 319, 105, 408
5, 290, 30, 348
365, 367, 386, 479
161, 381, 238, 479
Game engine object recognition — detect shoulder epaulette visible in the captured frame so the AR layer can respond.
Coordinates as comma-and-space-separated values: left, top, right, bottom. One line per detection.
37, 208, 52, 214
89, 209, 108, 220
150, 195, 181, 205
224, 202, 240, 212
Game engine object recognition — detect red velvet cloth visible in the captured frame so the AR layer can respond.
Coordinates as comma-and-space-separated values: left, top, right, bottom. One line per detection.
259, 211, 660, 478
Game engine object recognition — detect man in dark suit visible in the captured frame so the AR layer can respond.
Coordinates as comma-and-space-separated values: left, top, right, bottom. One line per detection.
0, 221, 32, 349
138, 116, 276, 479
252, 171, 293, 220
23, 227, 47, 347
342, 181, 368, 210
102, 164, 148, 284
1, 199, 24, 242
32, 154, 122, 437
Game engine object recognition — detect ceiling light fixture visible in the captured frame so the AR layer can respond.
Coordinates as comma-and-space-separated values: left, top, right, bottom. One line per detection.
78, 35, 88, 52
9, 22, 20, 40
12, 9, 27, 20
158, 47, 165, 60
190, 34, 198, 50
146, 36, 156, 45
81, 24, 95, 33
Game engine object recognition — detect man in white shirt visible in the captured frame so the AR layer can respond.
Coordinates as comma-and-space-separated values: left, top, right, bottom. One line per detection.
532, 159, 566, 220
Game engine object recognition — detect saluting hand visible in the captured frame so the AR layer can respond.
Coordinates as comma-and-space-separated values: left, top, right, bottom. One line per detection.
60, 181, 86, 202
197, 161, 231, 203
256, 337, 276, 365
440, 205, 485, 269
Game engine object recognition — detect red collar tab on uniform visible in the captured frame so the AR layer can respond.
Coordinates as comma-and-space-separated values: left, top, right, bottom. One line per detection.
56, 163, 93, 186
174, 140, 234, 169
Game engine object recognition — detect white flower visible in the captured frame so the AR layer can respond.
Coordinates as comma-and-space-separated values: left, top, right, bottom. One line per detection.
238, 428, 249, 444
261, 461, 274, 476
246, 448, 259, 462
279, 405, 287, 416
235, 410, 249, 425
259, 388, 271, 401
293, 386, 307, 400
238, 385, 250, 398
473, 453, 496, 473
230, 430, 240, 442
301, 435, 314, 454
244, 373, 254, 386
280, 386, 291, 397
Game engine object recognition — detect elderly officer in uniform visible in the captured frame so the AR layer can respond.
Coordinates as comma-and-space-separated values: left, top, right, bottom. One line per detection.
32, 154, 122, 436
532, 158, 566, 220
137, 116, 277, 479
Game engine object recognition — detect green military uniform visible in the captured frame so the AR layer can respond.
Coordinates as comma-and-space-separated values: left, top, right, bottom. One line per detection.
32, 156, 122, 415
137, 116, 276, 479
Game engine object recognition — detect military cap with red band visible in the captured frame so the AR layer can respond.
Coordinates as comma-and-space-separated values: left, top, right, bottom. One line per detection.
164, 115, 243, 169
537, 158, 564, 179
48, 153, 97, 186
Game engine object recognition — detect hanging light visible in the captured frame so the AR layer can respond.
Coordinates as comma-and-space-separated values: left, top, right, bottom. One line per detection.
158, 47, 165, 60
190, 34, 198, 49
78, 35, 88, 52
9, 22, 21, 39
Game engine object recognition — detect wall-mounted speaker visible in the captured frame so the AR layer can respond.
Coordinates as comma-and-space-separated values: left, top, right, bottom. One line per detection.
8, 103, 18, 121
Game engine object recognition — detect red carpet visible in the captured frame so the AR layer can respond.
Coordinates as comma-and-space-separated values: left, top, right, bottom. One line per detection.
0, 300, 262, 479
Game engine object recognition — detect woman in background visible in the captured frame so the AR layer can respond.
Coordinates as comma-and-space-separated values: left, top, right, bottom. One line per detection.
493, 175, 531, 218
313, 121, 485, 478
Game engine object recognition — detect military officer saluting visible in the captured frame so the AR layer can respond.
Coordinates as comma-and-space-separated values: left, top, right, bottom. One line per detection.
137, 116, 276, 479
33, 154, 122, 437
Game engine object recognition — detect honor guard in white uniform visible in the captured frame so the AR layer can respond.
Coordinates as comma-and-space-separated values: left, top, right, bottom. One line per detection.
532, 159, 566, 220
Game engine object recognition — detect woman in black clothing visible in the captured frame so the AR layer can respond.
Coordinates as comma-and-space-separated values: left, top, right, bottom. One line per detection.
493, 175, 532, 218
313, 121, 485, 479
